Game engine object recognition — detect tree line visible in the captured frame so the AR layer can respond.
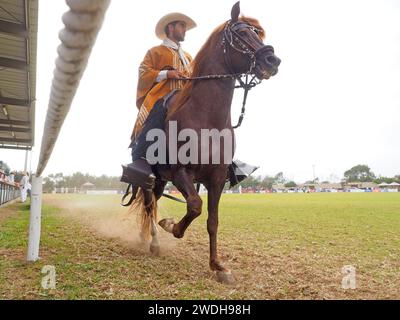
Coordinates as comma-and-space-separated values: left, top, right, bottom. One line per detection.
343, 164, 400, 184
42, 172, 125, 193
2, 160, 399, 191
233, 165, 400, 189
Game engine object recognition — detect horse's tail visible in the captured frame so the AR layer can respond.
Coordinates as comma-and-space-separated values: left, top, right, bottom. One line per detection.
128, 188, 158, 240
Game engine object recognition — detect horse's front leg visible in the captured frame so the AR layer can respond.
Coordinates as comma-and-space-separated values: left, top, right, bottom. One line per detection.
159, 168, 202, 238
206, 173, 235, 284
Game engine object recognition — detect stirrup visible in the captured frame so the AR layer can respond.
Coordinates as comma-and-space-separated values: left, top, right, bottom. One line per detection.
120, 158, 156, 190
228, 159, 258, 188
121, 184, 139, 207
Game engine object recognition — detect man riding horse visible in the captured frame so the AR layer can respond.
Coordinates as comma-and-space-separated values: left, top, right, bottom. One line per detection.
128, 11, 256, 190
122, 2, 281, 284
132, 12, 195, 140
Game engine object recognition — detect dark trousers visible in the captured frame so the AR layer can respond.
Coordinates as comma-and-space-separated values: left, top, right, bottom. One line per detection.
130, 99, 168, 162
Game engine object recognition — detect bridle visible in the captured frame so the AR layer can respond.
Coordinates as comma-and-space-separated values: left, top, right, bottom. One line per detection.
223, 20, 274, 128
177, 20, 274, 128
223, 20, 267, 77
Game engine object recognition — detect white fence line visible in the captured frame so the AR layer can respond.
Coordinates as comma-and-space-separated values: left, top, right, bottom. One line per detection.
0, 181, 20, 206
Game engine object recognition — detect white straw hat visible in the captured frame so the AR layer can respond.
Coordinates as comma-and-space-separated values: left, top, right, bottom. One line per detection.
155, 12, 196, 40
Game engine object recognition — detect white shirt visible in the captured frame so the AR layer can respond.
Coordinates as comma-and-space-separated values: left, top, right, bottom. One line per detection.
20, 175, 31, 190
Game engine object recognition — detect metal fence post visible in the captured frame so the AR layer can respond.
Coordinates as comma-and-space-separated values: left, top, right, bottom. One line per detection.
27, 175, 43, 261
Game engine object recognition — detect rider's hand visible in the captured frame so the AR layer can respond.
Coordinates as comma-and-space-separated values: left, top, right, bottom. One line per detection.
167, 70, 186, 79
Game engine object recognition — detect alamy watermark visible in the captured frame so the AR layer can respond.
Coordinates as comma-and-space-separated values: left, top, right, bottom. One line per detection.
41, 265, 56, 290
341, 265, 356, 289
145, 121, 234, 165
37, 264, 357, 292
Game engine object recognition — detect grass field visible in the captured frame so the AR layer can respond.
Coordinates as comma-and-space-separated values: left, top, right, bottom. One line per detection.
1, 192, 399, 299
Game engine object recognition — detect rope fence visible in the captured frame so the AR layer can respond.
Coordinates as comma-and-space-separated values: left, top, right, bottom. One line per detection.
36, 0, 110, 176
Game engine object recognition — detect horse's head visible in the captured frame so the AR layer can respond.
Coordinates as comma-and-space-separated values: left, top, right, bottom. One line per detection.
223, 2, 280, 80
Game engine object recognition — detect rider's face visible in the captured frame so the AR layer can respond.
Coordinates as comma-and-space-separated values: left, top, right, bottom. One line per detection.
171, 21, 187, 42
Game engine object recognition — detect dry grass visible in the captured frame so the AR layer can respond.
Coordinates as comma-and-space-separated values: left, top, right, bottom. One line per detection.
1, 193, 399, 299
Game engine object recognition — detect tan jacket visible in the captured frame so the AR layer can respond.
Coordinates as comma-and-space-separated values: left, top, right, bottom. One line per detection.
132, 45, 192, 139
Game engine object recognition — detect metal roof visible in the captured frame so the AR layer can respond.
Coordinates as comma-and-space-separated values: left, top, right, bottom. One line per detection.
0, 0, 37, 151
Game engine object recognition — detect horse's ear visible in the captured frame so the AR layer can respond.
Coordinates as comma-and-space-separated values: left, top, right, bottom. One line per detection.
231, 1, 240, 23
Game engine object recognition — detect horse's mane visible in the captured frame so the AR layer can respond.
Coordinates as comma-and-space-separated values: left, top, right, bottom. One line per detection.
166, 16, 265, 119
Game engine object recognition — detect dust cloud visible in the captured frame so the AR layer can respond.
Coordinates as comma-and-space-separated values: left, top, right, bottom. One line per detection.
44, 194, 179, 253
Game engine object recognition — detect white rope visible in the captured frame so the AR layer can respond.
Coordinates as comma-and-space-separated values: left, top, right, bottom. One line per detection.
36, 0, 110, 176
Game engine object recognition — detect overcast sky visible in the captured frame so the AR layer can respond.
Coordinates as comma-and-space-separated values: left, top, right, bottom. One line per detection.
1, 0, 399, 182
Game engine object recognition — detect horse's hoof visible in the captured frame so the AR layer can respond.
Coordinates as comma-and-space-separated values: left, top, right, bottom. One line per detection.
216, 271, 235, 285
158, 218, 175, 234
150, 244, 160, 256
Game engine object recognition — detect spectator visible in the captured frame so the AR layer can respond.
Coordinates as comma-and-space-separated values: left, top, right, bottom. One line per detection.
8, 170, 15, 184
0, 169, 6, 182
20, 171, 31, 203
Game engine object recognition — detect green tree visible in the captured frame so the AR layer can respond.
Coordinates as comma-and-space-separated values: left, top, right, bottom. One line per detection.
284, 181, 297, 188
0, 160, 10, 174
43, 177, 55, 193
238, 176, 261, 188
54, 173, 65, 188
70, 172, 86, 188
97, 174, 111, 189
260, 175, 275, 189
344, 165, 375, 182
274, 172, 286, 184
43, 172, 127, 192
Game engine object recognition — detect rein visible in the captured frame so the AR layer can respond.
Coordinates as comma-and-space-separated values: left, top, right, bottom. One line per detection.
176, 72, 260, 129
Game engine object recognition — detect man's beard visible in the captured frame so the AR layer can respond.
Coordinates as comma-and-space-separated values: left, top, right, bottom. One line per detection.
174, 32, 185, 42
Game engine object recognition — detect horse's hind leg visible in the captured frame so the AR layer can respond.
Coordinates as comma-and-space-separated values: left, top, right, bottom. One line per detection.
159, 168, 202, 239
147, 180, 167, 255
149, 218, 160, 255
142, 189, 160, 256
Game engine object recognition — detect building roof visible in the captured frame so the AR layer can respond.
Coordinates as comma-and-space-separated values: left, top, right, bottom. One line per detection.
0, 0, 37, 150
81, 182, 95, 188
359, 182, 377, 188
347, 181, 378, 188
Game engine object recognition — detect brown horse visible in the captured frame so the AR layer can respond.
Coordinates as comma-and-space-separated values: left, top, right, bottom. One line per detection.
131, 2, 280, 284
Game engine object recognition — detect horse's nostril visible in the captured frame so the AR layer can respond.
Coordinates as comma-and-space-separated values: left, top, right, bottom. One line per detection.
266, 55, 280, 67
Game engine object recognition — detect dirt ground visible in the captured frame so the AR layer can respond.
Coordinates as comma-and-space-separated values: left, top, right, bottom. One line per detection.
1, 193, 399, 299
